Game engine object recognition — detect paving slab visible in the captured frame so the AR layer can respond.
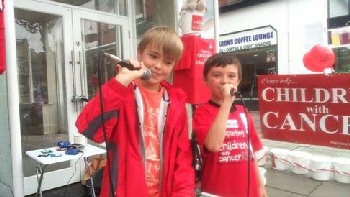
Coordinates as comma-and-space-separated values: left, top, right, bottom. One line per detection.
265, 165, 322, 196
266, 186, 307, 197
308, 181, 350, 197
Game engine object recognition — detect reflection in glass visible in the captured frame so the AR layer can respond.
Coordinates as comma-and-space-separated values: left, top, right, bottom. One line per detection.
15, 9, 68, 176
49, 0, 128, 16
134, 0, 175, 38
82, 20, 123, 99
333, 47, 350, 73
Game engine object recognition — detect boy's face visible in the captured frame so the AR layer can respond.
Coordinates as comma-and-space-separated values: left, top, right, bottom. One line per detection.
205, 64, 241, 101
138, 44, 177, 90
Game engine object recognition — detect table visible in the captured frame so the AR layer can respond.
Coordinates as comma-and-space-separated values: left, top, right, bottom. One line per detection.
26, 144, 106, 197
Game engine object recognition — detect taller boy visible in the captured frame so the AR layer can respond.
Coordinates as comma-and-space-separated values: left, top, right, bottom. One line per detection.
76, 26, 195, 197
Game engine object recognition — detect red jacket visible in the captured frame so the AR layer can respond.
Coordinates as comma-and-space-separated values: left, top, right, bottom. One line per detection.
76, 78, 195, 197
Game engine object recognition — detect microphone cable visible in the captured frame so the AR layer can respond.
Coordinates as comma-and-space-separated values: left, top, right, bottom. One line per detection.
63, 152, 84, 197
0, 180, 14, 197
96, 52, 115, 196
236, 93, 251, 197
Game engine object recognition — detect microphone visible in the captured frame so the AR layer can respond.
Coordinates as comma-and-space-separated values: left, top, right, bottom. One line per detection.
103, 53, 152, 80
230, 88, 241, 96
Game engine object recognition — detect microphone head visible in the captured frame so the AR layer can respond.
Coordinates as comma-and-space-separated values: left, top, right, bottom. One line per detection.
230, 88, 241, 96
141, 69, 152, 80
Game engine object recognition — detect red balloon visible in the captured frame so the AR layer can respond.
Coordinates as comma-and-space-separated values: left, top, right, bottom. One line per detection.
303, 45, 336, 72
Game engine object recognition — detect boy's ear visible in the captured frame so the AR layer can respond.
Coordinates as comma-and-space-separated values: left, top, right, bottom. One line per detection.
203, 76, 209, 85
137, 51, 141, 60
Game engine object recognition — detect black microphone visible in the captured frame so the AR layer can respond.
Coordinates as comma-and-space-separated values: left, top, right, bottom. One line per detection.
103, 53, 152, 80
230, 88, 241, 96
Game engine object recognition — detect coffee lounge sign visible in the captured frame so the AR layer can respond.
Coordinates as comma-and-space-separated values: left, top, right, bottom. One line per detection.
219, 26, 277, 52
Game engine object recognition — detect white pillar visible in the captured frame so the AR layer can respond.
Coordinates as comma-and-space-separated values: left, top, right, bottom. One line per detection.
5, 0, 25, 196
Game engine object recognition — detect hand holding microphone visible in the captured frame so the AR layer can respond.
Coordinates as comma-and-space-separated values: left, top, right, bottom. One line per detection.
103, 53, 152, 80
222, 84, 240, 103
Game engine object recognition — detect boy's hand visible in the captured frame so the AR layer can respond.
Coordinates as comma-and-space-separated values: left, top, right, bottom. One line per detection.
221, 84, 237, 103
115, 60, 149, 86
260, 186, 268, 197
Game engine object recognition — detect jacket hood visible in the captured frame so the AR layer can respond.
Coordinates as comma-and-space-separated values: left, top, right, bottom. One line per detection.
160, 80, 187, 105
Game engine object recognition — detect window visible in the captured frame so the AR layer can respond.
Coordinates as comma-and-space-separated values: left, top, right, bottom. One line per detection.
328, 0, 350, 73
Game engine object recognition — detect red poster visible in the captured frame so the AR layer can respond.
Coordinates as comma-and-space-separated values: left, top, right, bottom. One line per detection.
191, 14, 203, 31
0, 0, 5, 75
258, 74, 350, 149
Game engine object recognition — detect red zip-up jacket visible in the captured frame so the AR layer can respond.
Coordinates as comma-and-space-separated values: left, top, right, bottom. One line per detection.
76, 78, 195, 197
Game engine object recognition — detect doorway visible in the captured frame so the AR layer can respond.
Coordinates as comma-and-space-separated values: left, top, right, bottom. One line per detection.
234, 46, 278, 111
14, 0, 132, 195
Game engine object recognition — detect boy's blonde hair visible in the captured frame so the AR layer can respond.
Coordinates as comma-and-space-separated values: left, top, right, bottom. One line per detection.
138, 26, 184, 63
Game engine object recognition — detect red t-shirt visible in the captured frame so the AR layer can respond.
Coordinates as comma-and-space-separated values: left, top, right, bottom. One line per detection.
193, 102, 264, 197
136, 80, 164, 197
173, 35, 216, 104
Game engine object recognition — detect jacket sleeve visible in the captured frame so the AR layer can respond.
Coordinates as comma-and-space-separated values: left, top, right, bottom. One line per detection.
171, 106, 196, 197
75, 78, 130, 143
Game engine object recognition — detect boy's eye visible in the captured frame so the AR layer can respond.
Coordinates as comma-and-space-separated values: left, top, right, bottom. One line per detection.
165, 60, 175, 65
149, 53, 158, 59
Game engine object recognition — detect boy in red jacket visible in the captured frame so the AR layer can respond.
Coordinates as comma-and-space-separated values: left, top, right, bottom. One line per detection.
193, 53, 268, 197
76, 26, 195, 197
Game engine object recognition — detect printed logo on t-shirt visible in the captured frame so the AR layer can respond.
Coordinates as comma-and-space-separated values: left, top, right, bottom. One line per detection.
226, 119, 238, 128
219, 118, 253, 164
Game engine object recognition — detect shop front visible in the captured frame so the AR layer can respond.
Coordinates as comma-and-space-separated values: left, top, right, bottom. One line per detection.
219, 25, 278, 111
2, 0, 185, 196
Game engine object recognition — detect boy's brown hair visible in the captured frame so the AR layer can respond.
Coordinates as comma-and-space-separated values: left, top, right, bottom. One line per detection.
138, 26, 184, 63
203, 52, 242, 80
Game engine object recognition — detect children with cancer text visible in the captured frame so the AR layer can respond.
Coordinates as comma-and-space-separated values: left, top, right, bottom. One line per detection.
193, 53, 268, 197
76, 26, 195, 197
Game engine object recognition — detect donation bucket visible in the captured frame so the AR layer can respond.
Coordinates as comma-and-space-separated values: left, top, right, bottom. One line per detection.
179, 11, 204, 35
332, 157, 350, 183
310, 155, 332, 181
74, 133, 87, 145
270, 148, 290, 170
256, 146, 268, 166
259, 167, 267, 185
289, 151, 311, 174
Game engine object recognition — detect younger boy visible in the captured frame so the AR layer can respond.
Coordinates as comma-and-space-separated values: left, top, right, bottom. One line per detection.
193, 53, 268, 197
76, 26, 195, 197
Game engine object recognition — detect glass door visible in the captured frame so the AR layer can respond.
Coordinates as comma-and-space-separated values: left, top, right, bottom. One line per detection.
71, 9, 131, 107
14, 0, 132, 195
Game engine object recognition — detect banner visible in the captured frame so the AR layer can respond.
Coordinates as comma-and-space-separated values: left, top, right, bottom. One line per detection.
258, 74, 350, 149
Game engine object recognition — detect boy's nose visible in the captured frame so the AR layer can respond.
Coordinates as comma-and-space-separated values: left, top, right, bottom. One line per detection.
222, 75, 230, 83
154, 61, 162, 69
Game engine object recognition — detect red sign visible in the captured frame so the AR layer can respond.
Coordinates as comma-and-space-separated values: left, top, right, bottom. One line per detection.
0, 0, 5, 75
258, 74, 350, 149
191, 14, 203, 31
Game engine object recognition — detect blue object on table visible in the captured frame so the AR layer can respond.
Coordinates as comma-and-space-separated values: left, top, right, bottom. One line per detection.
65, 149, 81, 155
58, 140, 70, 148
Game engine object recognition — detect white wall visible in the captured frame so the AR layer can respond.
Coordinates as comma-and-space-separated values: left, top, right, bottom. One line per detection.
219, 0, 328, 74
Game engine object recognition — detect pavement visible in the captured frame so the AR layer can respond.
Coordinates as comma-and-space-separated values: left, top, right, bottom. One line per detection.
251, 111, 350, 197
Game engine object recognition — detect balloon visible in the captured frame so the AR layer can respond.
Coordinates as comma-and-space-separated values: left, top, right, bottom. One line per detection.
303, 44, 336, 72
